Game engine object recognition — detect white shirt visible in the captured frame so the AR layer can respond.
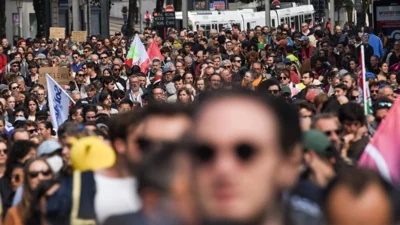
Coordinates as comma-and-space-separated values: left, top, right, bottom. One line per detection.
94, 173, 142, 224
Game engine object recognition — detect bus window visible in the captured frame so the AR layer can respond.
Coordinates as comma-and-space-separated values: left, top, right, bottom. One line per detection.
247, 22, 251, 30
290, 17, 295, 30
294, 16, 299, 31
272, 19, 276, 28
305, 14, 312, 24
280, 18, 285, 26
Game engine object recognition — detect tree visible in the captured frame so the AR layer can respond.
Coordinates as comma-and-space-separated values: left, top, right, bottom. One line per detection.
0, 0, 5, 39
33, 0, 47, 38
156, 0, 164, 12
125, 0, 137, 38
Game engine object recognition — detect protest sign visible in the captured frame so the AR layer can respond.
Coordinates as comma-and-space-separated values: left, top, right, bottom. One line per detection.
49, 27, 66, 39
39, 67, 73, 89
71, 31, 87, 42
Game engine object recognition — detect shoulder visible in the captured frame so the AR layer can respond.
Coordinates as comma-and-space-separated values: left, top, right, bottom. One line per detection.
103, 212, 145, 225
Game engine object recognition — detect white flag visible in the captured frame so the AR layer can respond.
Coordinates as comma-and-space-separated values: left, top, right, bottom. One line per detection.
46, 74, 70, 131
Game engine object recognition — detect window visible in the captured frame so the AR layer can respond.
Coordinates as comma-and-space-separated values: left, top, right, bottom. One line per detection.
272, 19, 276, 28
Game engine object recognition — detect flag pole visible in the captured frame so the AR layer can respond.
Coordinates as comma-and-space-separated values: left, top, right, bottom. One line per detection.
46, 74, 76, 104
361, 45, 368, 115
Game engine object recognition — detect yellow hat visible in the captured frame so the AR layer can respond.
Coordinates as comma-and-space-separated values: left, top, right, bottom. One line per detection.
70, 136, 116, 171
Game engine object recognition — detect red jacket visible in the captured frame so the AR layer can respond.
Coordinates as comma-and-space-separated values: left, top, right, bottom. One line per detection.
0, 54, 6, 73
301, 46, 314, 60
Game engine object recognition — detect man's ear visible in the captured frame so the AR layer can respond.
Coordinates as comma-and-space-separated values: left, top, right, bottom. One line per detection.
113, 138, 126, 155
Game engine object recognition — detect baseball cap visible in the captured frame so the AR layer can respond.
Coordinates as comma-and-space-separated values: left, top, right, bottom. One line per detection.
37, 140, 62, 157
281, 86, 291, 95
0, 84, 8, 93
36, 111, 48, 120
303, 129, 331, 155
71, 136, 116, 171
300, 36, 309, 41
312, 79, 322, 86
13, 117, 26, 127
162, 67, 172, 74
338, 69, 349, 77
283, 58, 292, 64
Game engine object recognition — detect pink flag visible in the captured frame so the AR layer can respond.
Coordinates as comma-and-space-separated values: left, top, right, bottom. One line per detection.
358, 98, 400, 184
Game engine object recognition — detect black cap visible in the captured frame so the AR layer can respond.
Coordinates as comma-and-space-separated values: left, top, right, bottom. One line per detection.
36, 111, 48, 120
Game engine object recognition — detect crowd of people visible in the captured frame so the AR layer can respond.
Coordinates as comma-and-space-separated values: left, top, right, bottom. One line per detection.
0, 18, 398, 225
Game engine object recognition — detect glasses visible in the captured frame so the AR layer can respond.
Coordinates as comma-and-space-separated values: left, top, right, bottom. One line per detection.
279, 76, 288, 81
351, 95, 359, 100
0, 149, 8, 155
224, 65, 231, 69
11, 86, 19, 90
324, 129, 341, 136
282, 33, 287, 36
77, 73, 85, 77
28, 169, 52, 178
12, 65, 19, 68
235, 60, 241, 63
73, 56, 79, 59
113, 68, 120, 71
28, 129, 37, 134
114, 96, 123, 100
268, 90, 279, 94
101, 57, 107, 59
191, 142, 257, 165
371, 90, 379, 93
137, 137, 176, 152
83, 51, 88, 53
378, 102, 392, 108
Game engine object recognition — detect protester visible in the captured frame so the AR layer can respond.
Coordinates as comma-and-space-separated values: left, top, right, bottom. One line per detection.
0, 17, 398, 225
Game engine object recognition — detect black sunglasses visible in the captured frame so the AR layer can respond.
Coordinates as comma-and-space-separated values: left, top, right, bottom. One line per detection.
77, 73, 85, 77
191, 142, 257, 164
324, 129, 341, 136
27, 129, 37, 134
0, 149, 8, 155
268, 90, 279, 94
28, 169, 52, 178
279, 76, 288, 81
136, 137, 176, 153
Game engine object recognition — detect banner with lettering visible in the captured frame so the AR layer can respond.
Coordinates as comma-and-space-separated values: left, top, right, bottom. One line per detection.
46, 74, 70, 131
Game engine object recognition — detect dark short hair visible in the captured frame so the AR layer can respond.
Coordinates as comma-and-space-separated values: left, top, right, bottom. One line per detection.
338, 102, 366, 124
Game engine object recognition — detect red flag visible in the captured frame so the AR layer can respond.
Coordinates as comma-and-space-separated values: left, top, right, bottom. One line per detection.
358, 97, 400, 184
140, 39, 164, 74
147, 40, 163, 62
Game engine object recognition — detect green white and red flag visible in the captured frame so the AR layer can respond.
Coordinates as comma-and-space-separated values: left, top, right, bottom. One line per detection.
125, 34, 150, 73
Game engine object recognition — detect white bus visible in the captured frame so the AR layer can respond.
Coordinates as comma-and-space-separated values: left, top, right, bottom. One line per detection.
175, 3, 315, 35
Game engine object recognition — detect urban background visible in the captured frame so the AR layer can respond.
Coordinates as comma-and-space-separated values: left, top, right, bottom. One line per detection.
0, 0, 372, 45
